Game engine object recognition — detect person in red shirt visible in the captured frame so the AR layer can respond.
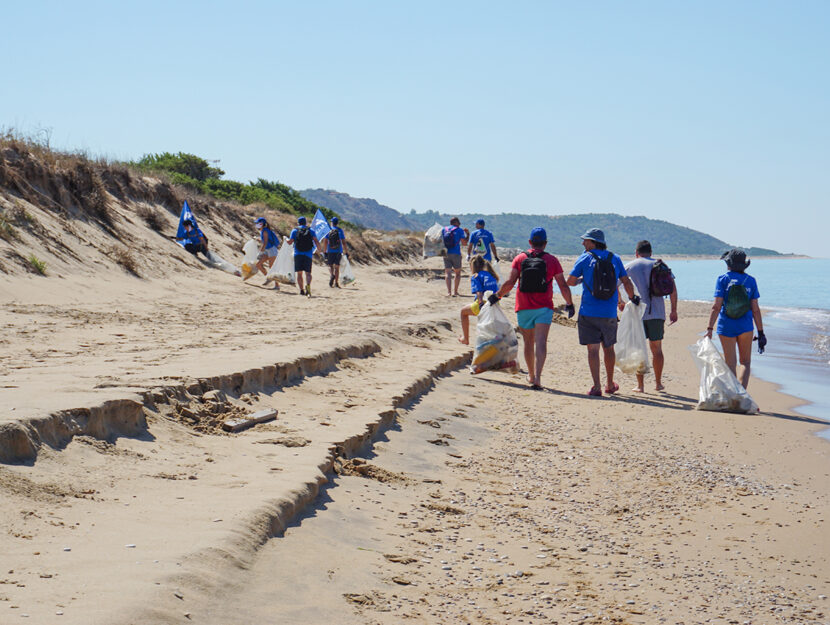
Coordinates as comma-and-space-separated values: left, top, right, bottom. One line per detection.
492, 227, 575, 389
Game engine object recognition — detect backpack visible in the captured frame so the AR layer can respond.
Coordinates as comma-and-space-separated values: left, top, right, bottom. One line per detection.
295, 226, 314, 252
442, 226, 458, 249
724, 278, 751, 319
326, 228, 341, 248
588, 251, 617, 300
649, 259, 675, 297
519, 251, 548, 293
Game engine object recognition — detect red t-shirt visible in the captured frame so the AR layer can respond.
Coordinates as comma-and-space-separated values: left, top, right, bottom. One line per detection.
510, 250, 564, 312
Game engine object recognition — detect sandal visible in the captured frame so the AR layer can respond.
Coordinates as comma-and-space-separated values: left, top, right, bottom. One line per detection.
588, 387, 603, 397
604, 382, 619, 395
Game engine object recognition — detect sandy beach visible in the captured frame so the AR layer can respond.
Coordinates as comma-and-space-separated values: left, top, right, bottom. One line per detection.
1, 247, 829, 625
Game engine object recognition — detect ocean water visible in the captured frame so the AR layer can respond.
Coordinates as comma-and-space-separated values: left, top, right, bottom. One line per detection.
668, 258, 830, 433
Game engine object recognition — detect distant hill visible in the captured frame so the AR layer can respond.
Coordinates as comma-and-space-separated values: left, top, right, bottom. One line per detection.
299, 189, 418, 231
299, 189, 783, 256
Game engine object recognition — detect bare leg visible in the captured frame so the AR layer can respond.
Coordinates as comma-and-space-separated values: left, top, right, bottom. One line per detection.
519, 327, 536, 386
719, 334, 738, 378
634, 373, 645, 393
602, 344, 617, 392
459, 305, 473, 344
296, 272, 305, 293
650, 339, 664, 390
587, 343, 602, 392
453, 269, 462, 296
533, 323, 551, 387
736, 331, 754, 389
445, 268, 453, 296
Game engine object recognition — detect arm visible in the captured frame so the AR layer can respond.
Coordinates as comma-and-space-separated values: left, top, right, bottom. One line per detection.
620, 275, 636, 300
750, 299, 763, 333
706, 297, 723, 339
566, 274, 580, 287
321, 235, 329, 255
490, 242, 499, 262
669, 288, 678, 324
466, 240, 473, 259
553, 272, 573, 307
341, 232, 348, 256
495, 266, 520, 299
313, 236, 321, 255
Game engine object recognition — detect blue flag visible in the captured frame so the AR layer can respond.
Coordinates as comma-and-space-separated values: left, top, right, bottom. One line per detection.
175, 200, 197, 248
310, 209, 331, 253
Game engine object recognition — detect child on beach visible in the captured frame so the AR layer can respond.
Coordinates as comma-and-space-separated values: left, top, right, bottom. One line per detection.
249, 217, 280, 288
459, 256, 499, 344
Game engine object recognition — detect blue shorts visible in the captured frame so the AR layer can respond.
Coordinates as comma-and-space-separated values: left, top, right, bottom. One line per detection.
517, 307, 553, 329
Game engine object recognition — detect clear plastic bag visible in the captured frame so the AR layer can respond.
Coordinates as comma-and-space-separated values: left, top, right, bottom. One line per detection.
423, 223, 444, 258
689, 337, 759, 413
204, 250, 240, 276
470, 299, 519, 375
267, 242, 295, 285
340, 256, 356, 285
240, 239, 260, 280
616, 301, 649, 375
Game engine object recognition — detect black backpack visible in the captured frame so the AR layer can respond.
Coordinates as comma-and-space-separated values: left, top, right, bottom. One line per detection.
295, 226, 314, 252
649, 259, 675, 297
589, 251, 617, 300
326, 228, 341, 248
725, 277, 751, 319
519, 250, 548, 293
442, 227, 458, 249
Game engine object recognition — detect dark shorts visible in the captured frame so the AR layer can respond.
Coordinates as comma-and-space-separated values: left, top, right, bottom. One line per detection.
443, 253, 462, 270
184, 242, 208, 256
293, 255, 312, 273
325, 252, 342, 266
578, 315, 618, 347
643, 318, 665, 341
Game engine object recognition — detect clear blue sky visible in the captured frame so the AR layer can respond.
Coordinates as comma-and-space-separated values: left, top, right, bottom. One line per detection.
3, 1, 827, 254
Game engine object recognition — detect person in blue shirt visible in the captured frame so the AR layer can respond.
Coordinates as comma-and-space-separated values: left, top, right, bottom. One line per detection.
249, 217, 281, 288
466, 219, 500, 263
442, 217, 469, 296
459, 255, 500, 345
566, 228, 638, 397
705, 249, 766, 389
175, 219, 209, 258
322, 216, 348, 288
287, 216, 321, 297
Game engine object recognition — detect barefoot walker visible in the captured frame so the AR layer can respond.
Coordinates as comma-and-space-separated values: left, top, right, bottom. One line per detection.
459, 255, 500, 345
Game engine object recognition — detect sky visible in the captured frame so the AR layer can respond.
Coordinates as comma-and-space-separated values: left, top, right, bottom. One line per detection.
2, 1, 827, 254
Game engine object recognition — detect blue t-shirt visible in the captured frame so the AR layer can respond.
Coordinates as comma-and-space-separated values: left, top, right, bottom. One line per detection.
443, 226, 466, 255
469, 228, 495, 261
471, 270, 499, 296
714, 271, 759, 337
261, 227, 279, 250
325, 227, 345, 253
184, 227, 205, 247
569, 250, 628, 318
289, 228, 316, 257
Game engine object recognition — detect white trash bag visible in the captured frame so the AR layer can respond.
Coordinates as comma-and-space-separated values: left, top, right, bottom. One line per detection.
423, 222, 444, 258
471, 298, 519, 375
616, 301, 650, 375
204, 250, 241, 276
340, 255, 356, 285
689, 337, 759, 414
240, 239, 260, 280
267, 241, 295, 285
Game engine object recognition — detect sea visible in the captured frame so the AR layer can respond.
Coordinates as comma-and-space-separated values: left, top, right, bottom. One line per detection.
669, 257, 830, 438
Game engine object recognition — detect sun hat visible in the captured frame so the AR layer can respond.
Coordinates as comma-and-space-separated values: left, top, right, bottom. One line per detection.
721, 248, 750, 271
529, 227, 547, 243
581, 228, 605, 244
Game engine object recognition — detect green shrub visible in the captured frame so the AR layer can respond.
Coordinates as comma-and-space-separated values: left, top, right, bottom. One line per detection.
27, 254, 46, 275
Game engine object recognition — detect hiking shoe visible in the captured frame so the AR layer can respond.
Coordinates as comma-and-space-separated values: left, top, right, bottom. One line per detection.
306, 285, 312, 297
329, 275, 335, 287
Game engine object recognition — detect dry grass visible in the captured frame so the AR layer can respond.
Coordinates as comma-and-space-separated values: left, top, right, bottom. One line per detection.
27, 253, 46, 275
136, 204, 165, 232
107, 245, 140, 276
0, 215, 16, 240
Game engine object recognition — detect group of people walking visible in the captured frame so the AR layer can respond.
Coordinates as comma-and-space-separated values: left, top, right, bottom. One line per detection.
453, 218, 765, 395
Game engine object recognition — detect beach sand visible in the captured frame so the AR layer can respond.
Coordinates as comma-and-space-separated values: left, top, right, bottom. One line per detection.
1, 257, 828, 624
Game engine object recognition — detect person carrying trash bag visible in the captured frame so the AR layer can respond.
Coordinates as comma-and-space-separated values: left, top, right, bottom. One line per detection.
489, 227, 575, 390
175, 219, 209, 258
459, 255, 500, 345
704, 249, 766, 389
245, 217, 280, 289
287, 216, 321, 297
566, 228, 639, 397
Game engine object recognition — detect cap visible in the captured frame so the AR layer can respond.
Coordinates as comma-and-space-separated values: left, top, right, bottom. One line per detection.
331, 216, 339, 225
529, 227, 547, 243
581, 228, 605, 244
475, 219, 485, 227
255, 217, 266, 225
721, 248, 750, 271
298, 216, 307, 225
